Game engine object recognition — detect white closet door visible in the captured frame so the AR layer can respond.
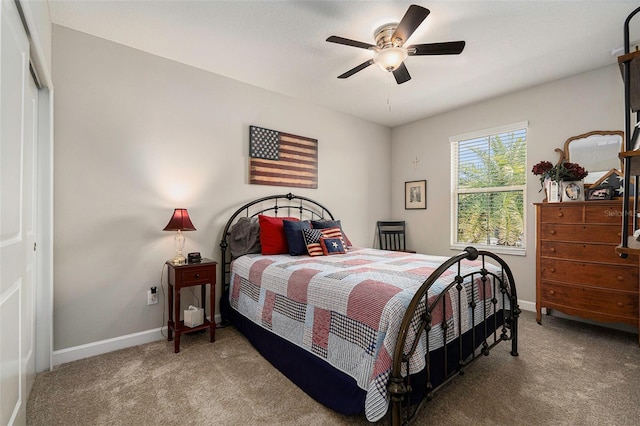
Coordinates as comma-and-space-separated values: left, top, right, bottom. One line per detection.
0, 0, 36, 424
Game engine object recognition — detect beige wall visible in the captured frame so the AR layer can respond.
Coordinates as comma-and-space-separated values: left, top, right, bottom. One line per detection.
391, 64, 625, 307
52, 24, 627, 351
52, 25, 391, 350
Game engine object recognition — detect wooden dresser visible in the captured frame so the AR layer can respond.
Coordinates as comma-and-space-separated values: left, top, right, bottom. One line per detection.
535, 201, 639, 338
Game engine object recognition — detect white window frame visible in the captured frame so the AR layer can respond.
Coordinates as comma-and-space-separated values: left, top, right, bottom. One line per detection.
450, 121, 528, 256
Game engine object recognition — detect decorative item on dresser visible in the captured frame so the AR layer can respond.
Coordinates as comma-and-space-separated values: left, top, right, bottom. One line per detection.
532, 130, 624, 203
531, 156, 588, 203
535, 201, 639, 344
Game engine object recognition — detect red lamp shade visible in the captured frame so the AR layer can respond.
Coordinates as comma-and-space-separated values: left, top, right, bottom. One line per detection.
163, 209, 196, 231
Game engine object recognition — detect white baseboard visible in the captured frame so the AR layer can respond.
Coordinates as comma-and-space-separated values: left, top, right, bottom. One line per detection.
53, 301, 531, 367
53, 314, 222, 366
52, 327, 165, 366
518, 299, 535, 312
49, 300, 630, 367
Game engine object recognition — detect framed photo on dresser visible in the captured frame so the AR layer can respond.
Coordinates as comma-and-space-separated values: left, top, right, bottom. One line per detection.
561, 180, 585, 202
586, 186, 613, 201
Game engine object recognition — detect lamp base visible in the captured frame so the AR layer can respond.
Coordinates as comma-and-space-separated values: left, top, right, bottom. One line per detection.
172, 230, 186, 265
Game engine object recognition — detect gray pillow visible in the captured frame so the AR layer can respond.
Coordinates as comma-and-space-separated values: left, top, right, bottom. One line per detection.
229, 217, 261, 259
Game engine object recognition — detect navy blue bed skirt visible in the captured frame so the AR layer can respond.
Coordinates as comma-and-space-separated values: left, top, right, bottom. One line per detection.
230, 307, 506, 418
230, 308, 367, 416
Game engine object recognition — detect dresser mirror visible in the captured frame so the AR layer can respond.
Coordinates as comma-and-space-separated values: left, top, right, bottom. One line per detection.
563, 130, 624, 185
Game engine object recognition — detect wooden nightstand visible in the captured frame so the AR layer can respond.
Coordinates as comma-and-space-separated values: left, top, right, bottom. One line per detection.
166, 259, 217, 353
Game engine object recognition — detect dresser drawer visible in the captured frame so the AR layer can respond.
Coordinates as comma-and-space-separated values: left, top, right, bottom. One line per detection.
537, 202, 629, 225
540, 258, 638, 291
178, 266, 213, 284
584, 203, 624, 224
540, 282, 638, 320
539, 205, 583, 223
539, 223, 623, 244
539, 241, 637, 265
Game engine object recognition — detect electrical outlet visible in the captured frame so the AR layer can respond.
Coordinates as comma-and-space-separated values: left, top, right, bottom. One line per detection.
147, 289, 158, 305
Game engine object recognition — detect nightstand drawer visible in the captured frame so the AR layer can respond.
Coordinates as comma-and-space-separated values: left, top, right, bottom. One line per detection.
540, 258, 638, 291
178, 266, 213, 284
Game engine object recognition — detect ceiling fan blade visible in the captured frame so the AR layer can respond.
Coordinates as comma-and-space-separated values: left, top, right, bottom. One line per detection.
391, 5, 430, 47
326, 36, 376, 50
392, 62, 411, 84
337, 59, 374, 79
408, 41, 466, 56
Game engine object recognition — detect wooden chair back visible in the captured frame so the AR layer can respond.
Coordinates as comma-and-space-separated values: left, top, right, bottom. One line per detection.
377, 221, 409, 251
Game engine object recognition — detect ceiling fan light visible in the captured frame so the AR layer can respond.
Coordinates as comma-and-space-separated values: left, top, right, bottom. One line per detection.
373, 47, 408, 72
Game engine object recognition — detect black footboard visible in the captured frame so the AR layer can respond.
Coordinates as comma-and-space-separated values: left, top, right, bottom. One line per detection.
388, 247, 520, 426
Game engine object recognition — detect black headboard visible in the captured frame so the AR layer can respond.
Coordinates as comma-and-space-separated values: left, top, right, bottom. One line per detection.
218, 193, 334, 324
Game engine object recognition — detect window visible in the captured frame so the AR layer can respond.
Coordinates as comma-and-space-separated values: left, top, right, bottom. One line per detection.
450, 121, 527, 254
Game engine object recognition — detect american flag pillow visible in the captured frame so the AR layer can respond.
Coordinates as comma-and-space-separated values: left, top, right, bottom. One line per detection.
319, 237, 346, 255
302, 227, 346, 256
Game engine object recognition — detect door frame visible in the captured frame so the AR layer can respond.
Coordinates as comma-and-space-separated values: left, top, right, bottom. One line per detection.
16, 0, 54, 373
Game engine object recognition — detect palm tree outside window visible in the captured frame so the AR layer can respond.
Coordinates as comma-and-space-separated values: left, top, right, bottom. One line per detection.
450, 121, 527, 255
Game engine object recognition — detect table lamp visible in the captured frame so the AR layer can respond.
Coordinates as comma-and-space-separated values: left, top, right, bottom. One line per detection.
163, 208, 196, 265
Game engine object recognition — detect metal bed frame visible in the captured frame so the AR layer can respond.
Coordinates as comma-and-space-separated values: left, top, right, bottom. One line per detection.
219, 193, 520, 425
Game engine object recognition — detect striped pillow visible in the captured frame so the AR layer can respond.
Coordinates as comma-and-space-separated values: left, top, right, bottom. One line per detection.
302, 228, 324, 256
311, 219, 352, 247
302, 227, 346, 256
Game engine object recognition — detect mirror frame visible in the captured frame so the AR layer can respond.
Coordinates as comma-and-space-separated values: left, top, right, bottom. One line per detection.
563, 130, 624, 182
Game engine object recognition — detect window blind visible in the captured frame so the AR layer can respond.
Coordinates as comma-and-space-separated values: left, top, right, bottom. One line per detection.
450, 123, 527, 252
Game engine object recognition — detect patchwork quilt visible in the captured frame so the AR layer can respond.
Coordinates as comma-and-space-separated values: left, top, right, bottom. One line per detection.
229, 247, 508, 421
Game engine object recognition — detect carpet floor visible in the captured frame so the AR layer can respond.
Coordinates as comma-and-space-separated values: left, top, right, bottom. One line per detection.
27, 311, 640, 425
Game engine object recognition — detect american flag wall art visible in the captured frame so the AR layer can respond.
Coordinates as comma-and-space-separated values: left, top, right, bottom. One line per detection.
249, 125, 318, 189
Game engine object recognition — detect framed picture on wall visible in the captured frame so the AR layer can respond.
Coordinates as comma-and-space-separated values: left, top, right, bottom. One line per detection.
405, 180, 427, 209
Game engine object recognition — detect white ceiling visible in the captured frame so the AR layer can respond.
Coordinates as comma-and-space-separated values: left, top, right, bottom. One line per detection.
47, 1, 640, 128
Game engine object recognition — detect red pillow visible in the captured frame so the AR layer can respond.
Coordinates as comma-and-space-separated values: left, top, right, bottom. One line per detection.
258, 215, 299, 255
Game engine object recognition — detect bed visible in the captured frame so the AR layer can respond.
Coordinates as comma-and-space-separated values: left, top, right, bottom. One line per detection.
219, 193, 520, 425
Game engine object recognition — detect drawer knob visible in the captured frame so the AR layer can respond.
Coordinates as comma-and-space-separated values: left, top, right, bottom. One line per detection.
617, 301, 624, 307
550, 247, 556, 253
550, 230, 557, 235
617, 232, 622, 237
195, 273, 200, 279
617, 276, 624, 281
557, 212, 564, 217
550, 268, 556, 273
549, 290, 555, 295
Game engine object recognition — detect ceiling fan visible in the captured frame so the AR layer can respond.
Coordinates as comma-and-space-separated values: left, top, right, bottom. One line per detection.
326, 4, 465, 84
